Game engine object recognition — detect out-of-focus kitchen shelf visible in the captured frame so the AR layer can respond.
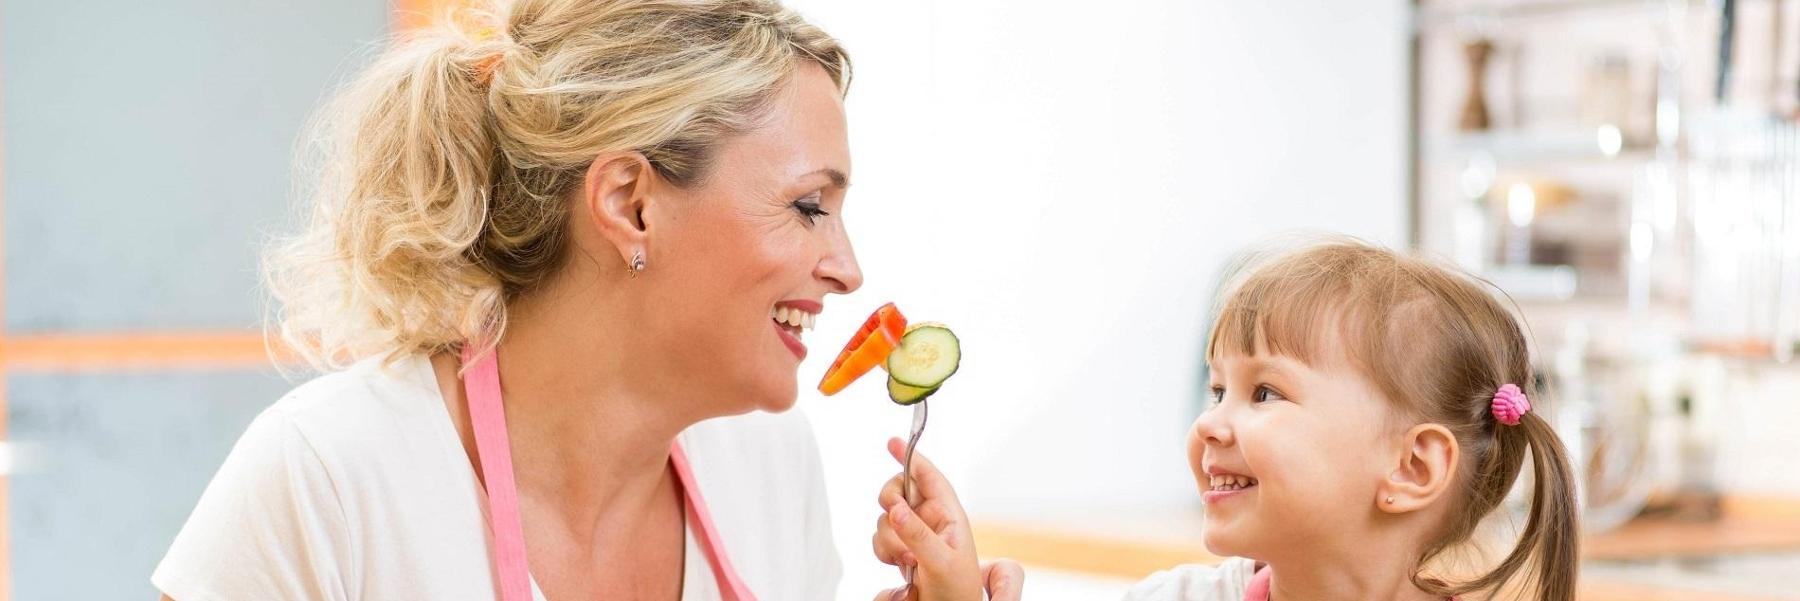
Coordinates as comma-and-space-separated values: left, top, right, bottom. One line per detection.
1414, 0, 1672, 29
1428, 129, 1657, 166
972, 496, 1800, 600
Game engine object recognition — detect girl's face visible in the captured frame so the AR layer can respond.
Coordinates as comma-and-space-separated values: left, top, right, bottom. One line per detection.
1187, 336, 1399, 560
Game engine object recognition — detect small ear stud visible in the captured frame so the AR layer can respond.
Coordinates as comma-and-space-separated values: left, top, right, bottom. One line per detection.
628, 252, 646, 278
1385, 496, 1396, 505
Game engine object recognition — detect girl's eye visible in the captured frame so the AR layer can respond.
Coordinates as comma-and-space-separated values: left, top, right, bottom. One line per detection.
791, 197, 830, 225
1252, 385, 1286, 403
1209, 386, 1225, 405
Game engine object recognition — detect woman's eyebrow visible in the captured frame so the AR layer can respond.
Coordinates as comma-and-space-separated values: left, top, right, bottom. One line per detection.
797, 167, 849, 189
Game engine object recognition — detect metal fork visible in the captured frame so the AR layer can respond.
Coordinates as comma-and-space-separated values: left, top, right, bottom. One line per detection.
893, 398, 929, 600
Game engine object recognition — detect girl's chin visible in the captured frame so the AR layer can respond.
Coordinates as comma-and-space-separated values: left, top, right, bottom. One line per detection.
1200, 522, 1253, 557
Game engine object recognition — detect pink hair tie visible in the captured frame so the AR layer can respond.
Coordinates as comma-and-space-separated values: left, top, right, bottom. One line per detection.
1491, 383, 1531, 426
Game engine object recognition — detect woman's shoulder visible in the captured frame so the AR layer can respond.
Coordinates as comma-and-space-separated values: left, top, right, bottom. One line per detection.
271, 353, 443, 427
243, 353, 465, 495
1122, 557, 1260, 601
155, 354, 495, 600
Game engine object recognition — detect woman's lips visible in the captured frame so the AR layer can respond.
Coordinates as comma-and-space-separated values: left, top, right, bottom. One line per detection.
773, 320, 807, 360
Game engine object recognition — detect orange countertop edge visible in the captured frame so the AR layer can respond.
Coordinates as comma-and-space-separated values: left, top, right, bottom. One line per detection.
972, 496, 1800, 601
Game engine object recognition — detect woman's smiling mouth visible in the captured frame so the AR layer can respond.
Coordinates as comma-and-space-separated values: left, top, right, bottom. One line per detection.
771, 301, 820, 360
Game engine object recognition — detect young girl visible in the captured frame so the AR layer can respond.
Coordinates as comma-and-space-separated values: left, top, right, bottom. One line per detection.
871, 239, 1580, 601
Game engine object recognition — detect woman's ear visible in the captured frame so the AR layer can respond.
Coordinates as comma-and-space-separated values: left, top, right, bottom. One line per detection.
1377, 423, 1459, 514
579, 152, 656, 269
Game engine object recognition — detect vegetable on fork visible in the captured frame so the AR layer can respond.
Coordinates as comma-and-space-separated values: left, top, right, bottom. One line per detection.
817, 302, 907, 396
817, 303, 962, 405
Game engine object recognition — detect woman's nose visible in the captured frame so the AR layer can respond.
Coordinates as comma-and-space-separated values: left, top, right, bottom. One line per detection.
816, 229, 863, 294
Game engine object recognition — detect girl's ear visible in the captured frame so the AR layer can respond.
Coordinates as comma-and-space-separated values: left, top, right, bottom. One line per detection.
1377, 423, 1458, 513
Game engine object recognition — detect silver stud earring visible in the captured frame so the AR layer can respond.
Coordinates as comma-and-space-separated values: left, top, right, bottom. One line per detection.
628, 252, 646, 278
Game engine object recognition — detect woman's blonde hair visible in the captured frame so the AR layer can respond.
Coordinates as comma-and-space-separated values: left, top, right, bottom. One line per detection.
1208, 238, 1579, 601
264, 0, 850, 371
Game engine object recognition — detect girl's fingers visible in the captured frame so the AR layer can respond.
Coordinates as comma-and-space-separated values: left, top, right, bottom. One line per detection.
886, 502, 954, 575
982, 559, 1026, 601
871, 586, 917, 601
880, 487, 954, 530
871, 514, 910, 565
885, 437, 966, 514
877, 473, 904, 508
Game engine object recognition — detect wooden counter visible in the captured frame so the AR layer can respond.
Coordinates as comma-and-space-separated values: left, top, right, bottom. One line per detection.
972, 496, 1800, 600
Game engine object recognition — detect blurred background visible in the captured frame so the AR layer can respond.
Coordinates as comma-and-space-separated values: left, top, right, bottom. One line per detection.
2, 0, 1797, 599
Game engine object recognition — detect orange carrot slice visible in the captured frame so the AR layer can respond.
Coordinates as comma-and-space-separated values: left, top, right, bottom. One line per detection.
818, 303, 907, 395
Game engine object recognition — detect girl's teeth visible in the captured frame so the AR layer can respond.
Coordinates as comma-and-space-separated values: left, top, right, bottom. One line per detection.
1209, 475, 1257, 491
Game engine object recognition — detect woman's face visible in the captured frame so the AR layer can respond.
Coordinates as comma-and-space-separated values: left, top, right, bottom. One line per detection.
639, 62, 861, 415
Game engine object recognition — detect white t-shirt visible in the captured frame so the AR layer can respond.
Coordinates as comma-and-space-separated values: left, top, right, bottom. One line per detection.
152, 354, 842, 601
1120, 558, 1258, 601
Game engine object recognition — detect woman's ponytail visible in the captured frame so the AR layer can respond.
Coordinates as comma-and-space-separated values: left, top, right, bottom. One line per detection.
265, 24, 510, 371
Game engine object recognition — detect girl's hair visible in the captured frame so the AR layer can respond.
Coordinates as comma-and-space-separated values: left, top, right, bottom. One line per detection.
264, 0, 851, 371
1207, 237, 1579, 601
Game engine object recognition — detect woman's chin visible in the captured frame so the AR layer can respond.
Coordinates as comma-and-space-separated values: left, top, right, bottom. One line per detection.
743, 376, 800, 413
758, 391, 799, 413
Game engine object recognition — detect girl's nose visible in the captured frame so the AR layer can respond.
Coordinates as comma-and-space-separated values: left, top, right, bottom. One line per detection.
1192, 402, 1234, 448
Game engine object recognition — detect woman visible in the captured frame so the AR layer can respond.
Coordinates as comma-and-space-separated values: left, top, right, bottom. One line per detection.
151, 1, 1018, 599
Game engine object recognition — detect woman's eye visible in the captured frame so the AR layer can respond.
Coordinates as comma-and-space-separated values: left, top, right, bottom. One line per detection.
1252, 385, 1286, 403
791, 197, 829, 225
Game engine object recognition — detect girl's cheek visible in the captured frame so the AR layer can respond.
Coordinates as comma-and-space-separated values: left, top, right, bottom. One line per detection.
1186, 424, 1206, 481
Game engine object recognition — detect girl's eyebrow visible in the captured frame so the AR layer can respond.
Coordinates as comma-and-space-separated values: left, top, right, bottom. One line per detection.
1245, 357, 1299, 382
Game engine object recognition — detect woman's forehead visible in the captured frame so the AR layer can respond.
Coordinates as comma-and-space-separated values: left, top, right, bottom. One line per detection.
711, 69, 850, 189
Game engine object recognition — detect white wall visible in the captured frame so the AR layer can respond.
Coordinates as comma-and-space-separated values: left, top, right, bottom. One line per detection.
778, 1, 1412, 596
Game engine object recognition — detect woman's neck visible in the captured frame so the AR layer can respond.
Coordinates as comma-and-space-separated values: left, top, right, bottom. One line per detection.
440, 279, 706, 541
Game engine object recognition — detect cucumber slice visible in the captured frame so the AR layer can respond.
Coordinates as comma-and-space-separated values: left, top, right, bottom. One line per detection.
886, 323, 960, 388
886, 376, 938, 405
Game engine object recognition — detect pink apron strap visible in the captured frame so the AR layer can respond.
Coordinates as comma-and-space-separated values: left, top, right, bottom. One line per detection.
463, 344, 534, 601
1243, 564, 1272, 601
671, 441, 758, 601
462, 344, 757, 601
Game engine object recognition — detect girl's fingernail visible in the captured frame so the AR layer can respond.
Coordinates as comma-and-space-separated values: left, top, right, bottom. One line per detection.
890, 504, 910, 526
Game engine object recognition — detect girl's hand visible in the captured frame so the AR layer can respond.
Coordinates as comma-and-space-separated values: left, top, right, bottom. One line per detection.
870, 437, 1025, 601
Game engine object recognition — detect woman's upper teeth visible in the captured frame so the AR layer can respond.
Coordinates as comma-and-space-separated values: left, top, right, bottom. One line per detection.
772, 305, 817, 331
1208, 475, 1257, 490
